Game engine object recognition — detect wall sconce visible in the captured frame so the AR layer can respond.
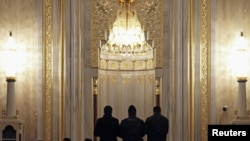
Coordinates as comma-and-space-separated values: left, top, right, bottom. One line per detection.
93, 77, 98, 95
5, 31, 17, 79
155, 77, 161, 106
232, 32, 250, 124
234, 32, 249, 80
0, 30, 24, 141
4, 31, 17, 118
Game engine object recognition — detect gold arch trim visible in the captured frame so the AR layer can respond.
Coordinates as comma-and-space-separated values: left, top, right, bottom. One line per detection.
42, 0, 54, 140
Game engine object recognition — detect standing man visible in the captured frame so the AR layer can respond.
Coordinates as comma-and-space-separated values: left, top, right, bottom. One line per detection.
144, 106, 169, 141
94, 105, 119, 141
119, 105, 145, 141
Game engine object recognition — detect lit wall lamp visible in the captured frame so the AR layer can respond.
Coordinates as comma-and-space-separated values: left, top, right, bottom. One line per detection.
4, 31, 17, 118
232, 32, 250, 124
0, 31, 24, 141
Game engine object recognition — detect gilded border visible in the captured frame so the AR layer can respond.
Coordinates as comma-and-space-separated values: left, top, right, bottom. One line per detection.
200, 0, 211, 141
43, 0, 53, 140
59, 0, 65, 140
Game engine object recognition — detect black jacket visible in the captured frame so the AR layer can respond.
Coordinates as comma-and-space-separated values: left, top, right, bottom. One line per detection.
94, 114, 119, 141
119, 115, 145, 141
144, 113, 169, 141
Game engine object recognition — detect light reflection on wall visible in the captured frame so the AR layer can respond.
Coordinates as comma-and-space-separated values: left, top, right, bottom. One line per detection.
228, 32, 250, 79
1, 36, 28, 78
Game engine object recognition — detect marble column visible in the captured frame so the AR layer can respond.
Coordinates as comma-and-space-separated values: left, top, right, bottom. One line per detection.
6, 78, 16, 117
37, 0, 43, 140
232, 78, 250, 124
237, 79, 247, 117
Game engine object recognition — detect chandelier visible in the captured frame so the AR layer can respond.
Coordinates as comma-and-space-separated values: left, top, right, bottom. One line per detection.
99, 0, 154, 70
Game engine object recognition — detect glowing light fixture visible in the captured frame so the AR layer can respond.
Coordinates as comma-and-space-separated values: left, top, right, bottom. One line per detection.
234, 32, 249, 80
3, 31, 17, 118
99, 0, 154, 70
232, 32, 250, 124
5, 31, 17, 79
108, 1, 146, 46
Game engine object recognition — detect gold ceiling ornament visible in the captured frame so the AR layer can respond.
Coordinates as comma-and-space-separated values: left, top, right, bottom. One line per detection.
91, 0, 163, 68
119, 0, 134, 3
99, 0, 154, 71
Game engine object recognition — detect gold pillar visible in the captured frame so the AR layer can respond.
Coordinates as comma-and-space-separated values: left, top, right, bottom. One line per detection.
200, 0, 211, 141
42, 0, 54, 140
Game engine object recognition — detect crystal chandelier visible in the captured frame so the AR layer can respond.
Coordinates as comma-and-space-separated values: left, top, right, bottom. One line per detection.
99, 0, 154, 70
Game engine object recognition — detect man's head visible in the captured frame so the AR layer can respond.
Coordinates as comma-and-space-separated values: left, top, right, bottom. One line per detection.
153, 106, 161, 114
104, 105, 112, 114
128, 105, 136, 116
63, 138, 71, 141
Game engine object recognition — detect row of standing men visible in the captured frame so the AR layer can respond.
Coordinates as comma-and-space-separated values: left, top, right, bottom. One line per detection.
94, 105, 169, 141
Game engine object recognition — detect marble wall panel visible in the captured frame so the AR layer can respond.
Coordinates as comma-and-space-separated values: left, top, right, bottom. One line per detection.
0, 0, 40, 140
214, 0, 250, 124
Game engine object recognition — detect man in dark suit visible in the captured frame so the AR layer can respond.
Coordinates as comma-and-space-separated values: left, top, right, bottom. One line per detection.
144, 106, 169, 141
94, 105, 119, 141
119, 105, 145, 141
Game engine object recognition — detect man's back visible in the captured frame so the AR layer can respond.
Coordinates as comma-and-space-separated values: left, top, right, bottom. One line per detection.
145, 106, 169, 141
94, 106, 119, 141
119, 116, 145, 141
119, 105, 145, 141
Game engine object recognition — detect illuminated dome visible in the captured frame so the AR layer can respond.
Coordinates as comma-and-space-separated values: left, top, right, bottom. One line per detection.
99, 0, 154, 70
